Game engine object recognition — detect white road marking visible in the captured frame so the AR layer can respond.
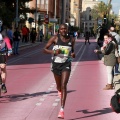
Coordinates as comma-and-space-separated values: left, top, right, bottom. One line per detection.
52, 103, 58, 107
48, 88, 53, 91
36, 103, 42, 106
55, 99, 60, 102
50, 85, 55, 88
39, 98, 45, 101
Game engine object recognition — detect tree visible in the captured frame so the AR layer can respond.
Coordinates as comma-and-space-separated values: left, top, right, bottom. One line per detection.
0, 0, 35, 26
91, 1, 112, 19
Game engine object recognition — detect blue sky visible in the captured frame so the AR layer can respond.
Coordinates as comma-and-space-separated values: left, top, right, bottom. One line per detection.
98, 0, 120, 15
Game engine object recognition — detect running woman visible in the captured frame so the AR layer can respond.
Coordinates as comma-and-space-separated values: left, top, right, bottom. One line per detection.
0, 32, 12, 93
44, 24, 75, 119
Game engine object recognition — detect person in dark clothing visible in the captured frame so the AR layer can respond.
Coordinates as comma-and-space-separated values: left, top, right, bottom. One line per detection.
85, 31, 90, 45
30, 28, 37, 43
13, 28, 21, 55
39, 29, 44, 42
98, 23, 108, 47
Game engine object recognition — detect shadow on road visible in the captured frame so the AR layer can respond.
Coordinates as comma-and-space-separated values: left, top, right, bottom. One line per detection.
69, 108, 113, 120
0, 90, 76, 103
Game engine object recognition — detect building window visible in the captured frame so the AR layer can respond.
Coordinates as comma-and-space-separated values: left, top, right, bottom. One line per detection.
82, 23, 84, 27
89, 15, 91, 20
45, 0, 48, 9
40, 0, 48, 9
40, 0, 44, 9
40, 0, 44, 4
46, 0, 48, 4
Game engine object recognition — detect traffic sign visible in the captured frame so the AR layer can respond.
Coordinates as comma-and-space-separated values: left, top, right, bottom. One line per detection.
98, 19, 102, 25
44, 14, 49, 24
49, 18, 58, 23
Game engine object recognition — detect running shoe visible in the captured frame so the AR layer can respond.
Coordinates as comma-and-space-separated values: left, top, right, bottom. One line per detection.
58, 110, 64, 119
58, 91, 61, 98
1, 84, 7, 93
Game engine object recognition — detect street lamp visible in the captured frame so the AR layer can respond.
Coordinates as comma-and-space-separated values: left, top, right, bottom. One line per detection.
53, 0, 56, 35
84, 22, 86, 34
16, 0, 18, 28
35, 0, 37, 30
61, 0, 65, 23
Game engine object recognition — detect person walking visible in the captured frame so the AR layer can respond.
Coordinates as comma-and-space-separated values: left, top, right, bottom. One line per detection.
73, 31, 78, 40
94, 34, 117, 90
13, 28, 21, 55
0, 32, 12, 93
30, 28, 37, 43
85, 31, 90, 45
39, 29, 44, 42
43, 23, 75, 119
21, 25, 28, 43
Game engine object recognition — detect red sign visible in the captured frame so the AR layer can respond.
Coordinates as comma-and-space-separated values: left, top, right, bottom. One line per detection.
44, 14, 49, 24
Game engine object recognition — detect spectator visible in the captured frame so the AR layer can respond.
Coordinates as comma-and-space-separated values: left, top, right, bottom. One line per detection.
30, 28, 37, 43
73, 31, 78, 40
21, 25, 28, 43
13, 28, 21, 55
26, 26, 30, 42
109, 26, 120, 45
39, 29, 44, 42
94, 34, 117, 90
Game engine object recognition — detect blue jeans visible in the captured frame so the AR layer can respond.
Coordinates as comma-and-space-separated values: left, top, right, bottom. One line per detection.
114, 63, 120, 75
13, 41, 19, 54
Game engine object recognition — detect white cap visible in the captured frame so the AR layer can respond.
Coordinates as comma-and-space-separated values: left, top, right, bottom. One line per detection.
0, 34, 3, 41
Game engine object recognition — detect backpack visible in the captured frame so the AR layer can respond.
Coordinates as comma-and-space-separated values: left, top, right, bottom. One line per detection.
110, 89, 120, 113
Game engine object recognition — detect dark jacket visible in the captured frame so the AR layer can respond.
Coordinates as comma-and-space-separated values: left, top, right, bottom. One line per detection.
13, 31, 21, 41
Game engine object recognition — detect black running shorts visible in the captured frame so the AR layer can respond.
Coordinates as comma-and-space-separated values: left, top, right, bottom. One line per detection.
51, 61, 71, 76
0, 55, 7, 64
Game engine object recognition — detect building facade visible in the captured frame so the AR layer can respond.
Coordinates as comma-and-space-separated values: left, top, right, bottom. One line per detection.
81, 0, 99, 33
26, 0, 60, 32
69, 0, 82, 27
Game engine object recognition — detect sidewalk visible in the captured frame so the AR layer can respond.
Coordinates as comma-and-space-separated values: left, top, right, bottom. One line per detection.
18, 40, 40, 48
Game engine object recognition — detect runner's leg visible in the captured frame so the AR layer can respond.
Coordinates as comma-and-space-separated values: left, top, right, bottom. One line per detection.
61, 70, 70, 108
53, 73, 61, 92
58, 70, 70, 118
0, 64, 7, 93
1, 64, 7, 84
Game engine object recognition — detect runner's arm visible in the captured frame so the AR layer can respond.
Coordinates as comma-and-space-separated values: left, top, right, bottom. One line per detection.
43, 36, 57, 54
4, 37, 12, 55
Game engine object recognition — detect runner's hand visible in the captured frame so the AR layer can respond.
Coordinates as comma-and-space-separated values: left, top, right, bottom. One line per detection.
55, 49, 61, 55
71, 53, 75, 58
